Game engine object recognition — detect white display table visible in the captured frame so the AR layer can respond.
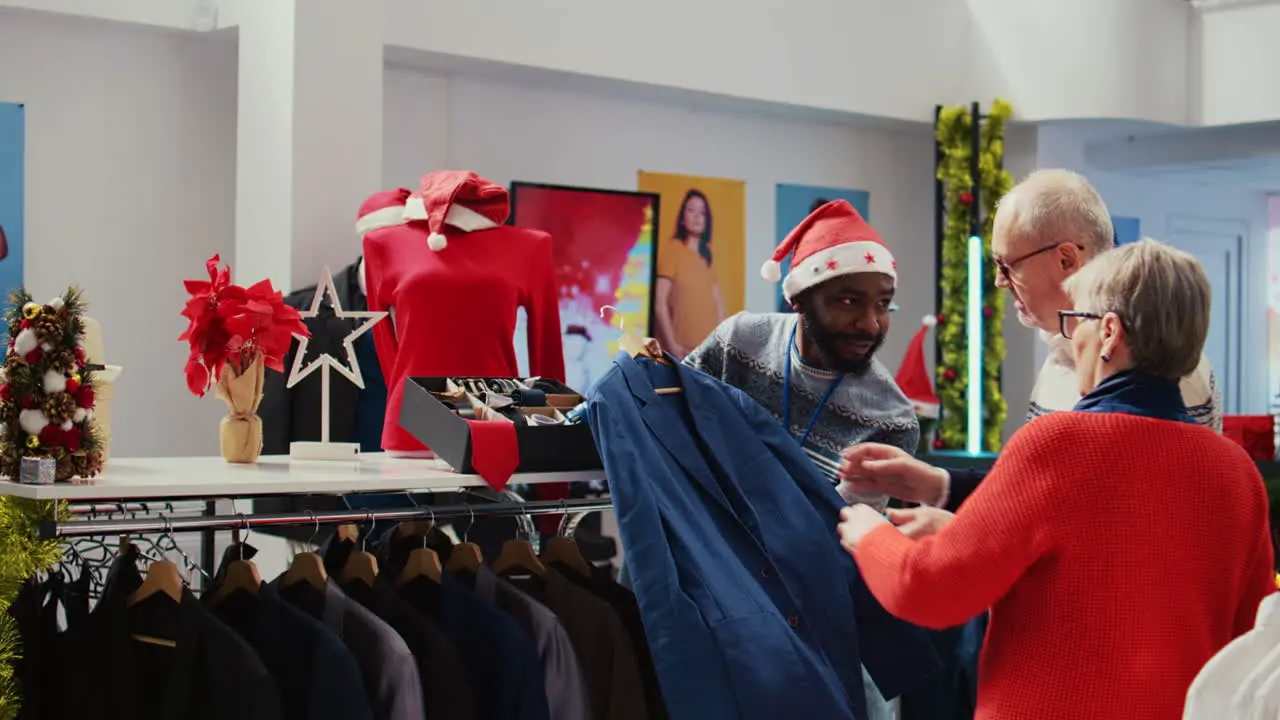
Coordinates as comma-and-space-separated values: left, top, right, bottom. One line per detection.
0, 453, 606, 501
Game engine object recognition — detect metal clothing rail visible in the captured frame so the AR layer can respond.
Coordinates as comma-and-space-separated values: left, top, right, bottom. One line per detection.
39, 497, 615, 539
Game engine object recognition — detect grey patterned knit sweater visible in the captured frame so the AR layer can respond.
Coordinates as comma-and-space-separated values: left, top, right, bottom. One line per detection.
684, 312, 920, 511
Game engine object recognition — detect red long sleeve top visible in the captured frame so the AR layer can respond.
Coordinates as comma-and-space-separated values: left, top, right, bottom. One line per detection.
363, 223, 565, 453
854, 411, 1274, 720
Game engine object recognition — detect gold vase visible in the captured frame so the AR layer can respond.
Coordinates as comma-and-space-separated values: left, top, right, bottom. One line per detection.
215, 355, 265, 463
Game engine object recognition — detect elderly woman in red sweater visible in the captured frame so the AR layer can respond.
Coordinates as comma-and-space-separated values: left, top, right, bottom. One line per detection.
837, 238, 1274, 720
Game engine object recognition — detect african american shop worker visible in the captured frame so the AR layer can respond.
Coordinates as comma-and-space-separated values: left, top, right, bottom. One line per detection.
683, 199, 918, 718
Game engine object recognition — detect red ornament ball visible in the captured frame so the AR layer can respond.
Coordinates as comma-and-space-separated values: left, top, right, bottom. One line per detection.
0, 383, 10, 403
983, 306, 994, 319
39, 424, 63, 448
959, 192, 975, 206
65, 377, 80, 395
943, 368, 958, 382
933, 438, 944, 450
74, 346, 85, 364
76, 386, 94, 409
63, 425, 82, 452
935, 313, 945, 325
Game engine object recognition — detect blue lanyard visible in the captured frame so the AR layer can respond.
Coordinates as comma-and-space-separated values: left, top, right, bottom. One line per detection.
783, 321, 844, 447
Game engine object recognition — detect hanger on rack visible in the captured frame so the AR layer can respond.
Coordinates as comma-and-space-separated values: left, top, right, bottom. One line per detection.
127, 516, 184, 609
600, 305, 681, 395
337, 520, 380, 587
397, 506, 443, 586
445, 505, 484, 574
540, 501, 592, 578
282, 512, 328, 591
209, 515, 261, 606
492, 504, 547, 577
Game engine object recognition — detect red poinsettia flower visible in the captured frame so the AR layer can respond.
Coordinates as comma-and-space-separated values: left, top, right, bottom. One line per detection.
178, 254, 309, 396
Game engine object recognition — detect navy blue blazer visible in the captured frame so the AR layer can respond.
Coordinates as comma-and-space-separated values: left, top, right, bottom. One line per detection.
586, 352, 939, 720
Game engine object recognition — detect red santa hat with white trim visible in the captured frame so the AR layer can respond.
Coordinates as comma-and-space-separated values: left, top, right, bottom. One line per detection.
355, 188, 412, 239
401, 170, 510, 252
895, 315, 941, 418
761, 199, 897, 302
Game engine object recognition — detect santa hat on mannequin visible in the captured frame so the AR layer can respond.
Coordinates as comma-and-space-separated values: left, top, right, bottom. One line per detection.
895, 315, 941, 418
761, 200, 897, 302
355, 188, 412, 239
401, 170, 510, 252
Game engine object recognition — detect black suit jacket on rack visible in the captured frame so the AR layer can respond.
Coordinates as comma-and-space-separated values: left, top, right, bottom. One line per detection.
261, 259, 378, 454
257, 260, 381, 541
45, 588, 282, 720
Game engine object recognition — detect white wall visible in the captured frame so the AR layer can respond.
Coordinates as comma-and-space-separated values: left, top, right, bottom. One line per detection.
5, 0, 1209, 126
1198, 4, 1280, 127
1036, 121, 1271, 414
0, 11, 238, 458
382, 66, 946, 381
0, 11, 1043, 461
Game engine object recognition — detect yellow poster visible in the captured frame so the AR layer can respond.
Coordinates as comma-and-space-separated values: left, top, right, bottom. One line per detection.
637, 171, 746, 360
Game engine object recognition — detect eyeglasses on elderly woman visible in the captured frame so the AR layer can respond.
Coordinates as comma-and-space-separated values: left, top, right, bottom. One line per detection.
1058, 310, 1101, 340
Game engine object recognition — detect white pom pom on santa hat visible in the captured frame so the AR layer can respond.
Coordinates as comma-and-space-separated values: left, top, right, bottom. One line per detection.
427, 232, 448, 251
922, 314, 938, 328
760, 259, 782, 283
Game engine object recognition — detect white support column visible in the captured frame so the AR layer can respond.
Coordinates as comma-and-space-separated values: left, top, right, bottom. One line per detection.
231, 0, 384, 572
234, 0, 385, 291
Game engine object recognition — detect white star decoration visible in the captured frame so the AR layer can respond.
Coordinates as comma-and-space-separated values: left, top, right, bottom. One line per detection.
285, 266, 387, 448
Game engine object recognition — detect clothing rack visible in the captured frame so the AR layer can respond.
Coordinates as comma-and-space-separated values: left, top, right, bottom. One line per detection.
39, 497, 615, 540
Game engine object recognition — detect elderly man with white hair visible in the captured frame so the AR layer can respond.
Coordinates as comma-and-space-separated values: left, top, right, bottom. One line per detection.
838, 169, 1222, 530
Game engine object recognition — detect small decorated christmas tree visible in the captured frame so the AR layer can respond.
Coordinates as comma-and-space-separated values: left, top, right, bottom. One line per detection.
0, 288, 104, 482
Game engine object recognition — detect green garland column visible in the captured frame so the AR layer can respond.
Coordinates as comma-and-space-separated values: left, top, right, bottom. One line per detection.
935, 99, 1014, 452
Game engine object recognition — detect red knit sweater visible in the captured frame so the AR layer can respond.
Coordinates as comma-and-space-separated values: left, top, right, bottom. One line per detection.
855, 411, 1274, 720
363, 223, 565, 452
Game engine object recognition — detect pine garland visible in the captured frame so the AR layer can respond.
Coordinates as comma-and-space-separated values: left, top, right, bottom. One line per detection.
0, 287, 104, 482
935, 100, 1014, 452
0, 498, 65, 720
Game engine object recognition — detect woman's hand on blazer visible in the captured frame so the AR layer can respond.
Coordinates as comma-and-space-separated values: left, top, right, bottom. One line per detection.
838, 504, 889, 552
839, 443, 950, 506
884, 506, 955, 540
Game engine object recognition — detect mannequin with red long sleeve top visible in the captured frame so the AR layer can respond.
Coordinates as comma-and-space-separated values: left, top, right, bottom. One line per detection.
357, 174, 566, 456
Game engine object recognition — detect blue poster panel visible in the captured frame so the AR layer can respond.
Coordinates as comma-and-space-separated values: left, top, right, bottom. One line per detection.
775, 184, 869, 312
1112, 216, 1140, 246
0, 103, 23, 307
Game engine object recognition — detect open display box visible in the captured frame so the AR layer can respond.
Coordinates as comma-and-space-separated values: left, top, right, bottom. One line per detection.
398, 376, 602, 474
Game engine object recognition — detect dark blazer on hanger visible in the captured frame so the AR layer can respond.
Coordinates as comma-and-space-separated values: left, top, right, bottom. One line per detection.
504, 567, 651, 720
272, 576, 425, 720
204, 543, 374, 720
585, 352, 941, 720
45, 587, 282, 720
257, 259, 387, 540
261, 259, 387, 455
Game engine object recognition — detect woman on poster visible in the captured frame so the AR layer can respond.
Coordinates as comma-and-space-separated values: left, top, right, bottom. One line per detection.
654, 189, 724, 359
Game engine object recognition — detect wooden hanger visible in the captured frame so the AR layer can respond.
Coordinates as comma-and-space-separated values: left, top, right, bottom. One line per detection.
396, 544, 443, 586
129, 559, 184, 607
209, 525, 262, 606
540, 536, 591, 578
492, 538, 547, 576
445, 506, 484, 574
282, 552, 328, 590
337, 524, 380, 587
604, 306, 681, 395
282, 513, 329, 591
